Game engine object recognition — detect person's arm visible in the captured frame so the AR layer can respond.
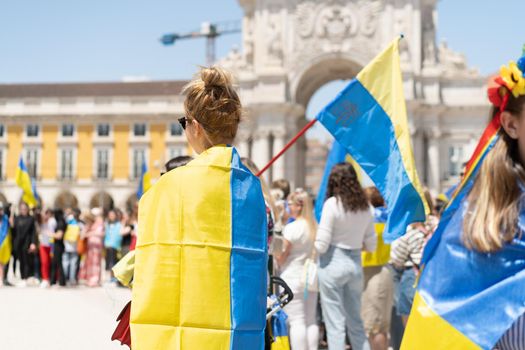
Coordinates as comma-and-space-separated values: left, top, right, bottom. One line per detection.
390, 233, 410, 268
274, 239, 292, 267
29, 218, 38, 252
315, 199, 335, 255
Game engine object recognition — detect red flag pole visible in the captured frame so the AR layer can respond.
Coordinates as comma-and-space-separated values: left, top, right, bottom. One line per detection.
256, 118, 318, 177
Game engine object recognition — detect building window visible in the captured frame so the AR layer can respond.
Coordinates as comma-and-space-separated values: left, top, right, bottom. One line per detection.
168, 147, 184, 160
25, 149, 38, 178
448, 145, 465, 177
0, 125, 4, 137
60, 148, 74, 180
97, 124, 110, 137
96, 149, 109, 180
133, 123, 146, 137
26, 124, 39, 138
170, 123, 183, 136
61, 124, 75, 137
132, 148, 146, 180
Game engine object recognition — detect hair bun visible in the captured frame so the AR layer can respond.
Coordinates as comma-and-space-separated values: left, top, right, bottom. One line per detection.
200, 66, 232, 89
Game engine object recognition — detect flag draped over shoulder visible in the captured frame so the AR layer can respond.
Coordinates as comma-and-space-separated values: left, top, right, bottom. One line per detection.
131, 145, 268, 350
316, 37, 428, 242
402, 116, 525, 349
15, 155, 38, 208
136, 162, 151, 199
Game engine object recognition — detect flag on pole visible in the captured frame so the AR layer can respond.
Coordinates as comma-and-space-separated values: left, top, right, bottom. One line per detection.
402, 107, 525, 349
15, 155, 39, 208
315, 37, 428, 242
136, 162, 151, 199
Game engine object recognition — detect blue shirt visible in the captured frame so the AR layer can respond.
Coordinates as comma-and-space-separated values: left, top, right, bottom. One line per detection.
104, 222, 122, 249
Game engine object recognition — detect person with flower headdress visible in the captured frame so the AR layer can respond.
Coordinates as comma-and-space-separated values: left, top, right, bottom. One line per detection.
402, 48, 525, 350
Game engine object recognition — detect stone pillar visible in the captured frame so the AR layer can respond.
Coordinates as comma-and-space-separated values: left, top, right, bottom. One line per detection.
252, 129, 271, 182
236, 131, 251, 158
427, 130, 441, 192
271, 130, 286, 182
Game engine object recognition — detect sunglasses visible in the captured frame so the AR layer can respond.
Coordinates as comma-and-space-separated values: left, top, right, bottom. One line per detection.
178, 116, 191, 130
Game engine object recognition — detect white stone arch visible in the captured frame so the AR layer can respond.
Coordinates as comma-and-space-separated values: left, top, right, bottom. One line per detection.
290, 54, 364, 107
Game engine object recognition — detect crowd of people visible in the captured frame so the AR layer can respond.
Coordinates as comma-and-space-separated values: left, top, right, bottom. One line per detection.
0, 201, 138, 288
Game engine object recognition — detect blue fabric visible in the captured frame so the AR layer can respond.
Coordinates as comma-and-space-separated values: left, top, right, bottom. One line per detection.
314, 140, 348, 222
395, 268, 416, 316
137, 162, 147, 199
316, 79, 426, 243
230, 148, 267, 350
271, 309, 289, 336
0, 214, 8, 247
373, 207, 388, 223
104, 222, 122, 249
418, 135, 525, 349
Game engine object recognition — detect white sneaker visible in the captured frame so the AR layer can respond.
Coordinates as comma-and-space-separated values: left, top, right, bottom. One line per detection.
16, 280, 27, 288
40, 280, 50, 289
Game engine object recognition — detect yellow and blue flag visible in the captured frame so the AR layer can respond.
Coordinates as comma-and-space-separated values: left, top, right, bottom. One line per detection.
316, 37, 428, 242
402, 115, 525, 349
15, 155, 39, 208
131, 145, 268, 349
270, 310, 290, 350
314, 140, 348, 222
136, 162, 151, 199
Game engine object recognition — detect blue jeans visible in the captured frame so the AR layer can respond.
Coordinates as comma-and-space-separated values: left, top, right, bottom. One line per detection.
62, 252, 78, 283
319, 245, 370, 350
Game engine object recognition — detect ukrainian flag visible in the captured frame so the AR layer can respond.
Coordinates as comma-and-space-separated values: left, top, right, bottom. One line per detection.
136, 162, 151, 199
131, 145, 268, 349
15, 155, 39, 208
402, 117, 525, 349
316, 37, 428, 242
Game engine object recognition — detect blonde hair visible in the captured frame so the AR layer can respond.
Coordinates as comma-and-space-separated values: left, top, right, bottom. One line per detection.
288, 189, 317, 242
241, 157, 278, 221
463, 94, 525, 252
182, 66, 242, 144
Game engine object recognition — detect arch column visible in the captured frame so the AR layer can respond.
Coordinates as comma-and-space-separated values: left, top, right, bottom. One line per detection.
427, 129, 442, 192
271, 130, 286, 181
252, 129, 271, 182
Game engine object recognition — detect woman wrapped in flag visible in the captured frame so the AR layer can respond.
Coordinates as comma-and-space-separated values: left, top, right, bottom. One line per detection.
130, 66, 268, 349
0, 202, 12, 286
402, 51, 525, 349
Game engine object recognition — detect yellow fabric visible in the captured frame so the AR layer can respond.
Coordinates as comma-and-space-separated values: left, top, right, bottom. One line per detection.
362, 223, 390, 267
131, 147, 233, 350
15, 167, 38, 208
112, 250, 135, 287
271, 336, 290, 350
401, 292, 481, 350
357, 38, 429, 217
63, 225, 80, 242
0, 233, 11, 265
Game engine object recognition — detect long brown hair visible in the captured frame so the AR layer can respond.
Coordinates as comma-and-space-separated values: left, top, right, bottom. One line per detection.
326, 163, 369, 212
463, 93, 525, 252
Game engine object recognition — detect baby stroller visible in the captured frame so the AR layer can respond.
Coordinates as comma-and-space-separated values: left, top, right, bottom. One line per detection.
265, 276, 294, 350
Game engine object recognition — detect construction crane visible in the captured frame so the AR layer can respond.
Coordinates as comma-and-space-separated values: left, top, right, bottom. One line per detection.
160, 21, 242, 66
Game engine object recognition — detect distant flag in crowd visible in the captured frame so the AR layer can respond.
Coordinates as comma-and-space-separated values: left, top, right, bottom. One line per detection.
270, 310, 291, 350
136, 162, 151, 199
15, 155, 39, 208
315, 36, 428, 242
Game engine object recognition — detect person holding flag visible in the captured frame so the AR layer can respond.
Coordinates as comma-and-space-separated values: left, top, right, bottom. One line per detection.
402, 50, 525, 349
0, 202, 12, 287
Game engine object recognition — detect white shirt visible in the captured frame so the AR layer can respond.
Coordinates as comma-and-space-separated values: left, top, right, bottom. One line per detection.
280, 219, 314, 291
40, 217, 57, 247
315, 196, 377, 254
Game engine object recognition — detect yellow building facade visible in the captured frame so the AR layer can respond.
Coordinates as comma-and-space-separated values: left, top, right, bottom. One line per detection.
0, 81, 190, 210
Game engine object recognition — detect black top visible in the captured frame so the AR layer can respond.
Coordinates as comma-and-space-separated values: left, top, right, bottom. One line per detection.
13, 215, 37, 250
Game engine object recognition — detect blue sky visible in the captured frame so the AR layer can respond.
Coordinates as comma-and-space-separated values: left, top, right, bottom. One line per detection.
1, 0, 524, 138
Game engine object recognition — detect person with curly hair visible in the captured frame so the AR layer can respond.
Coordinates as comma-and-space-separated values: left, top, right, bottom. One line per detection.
315, 163, 377, 350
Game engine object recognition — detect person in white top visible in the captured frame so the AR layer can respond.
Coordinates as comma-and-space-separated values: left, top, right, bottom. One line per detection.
275, 189, 319, 350
315, 163, 377, 350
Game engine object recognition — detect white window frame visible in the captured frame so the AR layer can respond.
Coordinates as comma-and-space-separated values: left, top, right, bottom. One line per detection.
93, 147, 112, 181
58, 147, 76, 181
25, 147, 40, 180
129, 147, 149, 180
0, 147, 6, 180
